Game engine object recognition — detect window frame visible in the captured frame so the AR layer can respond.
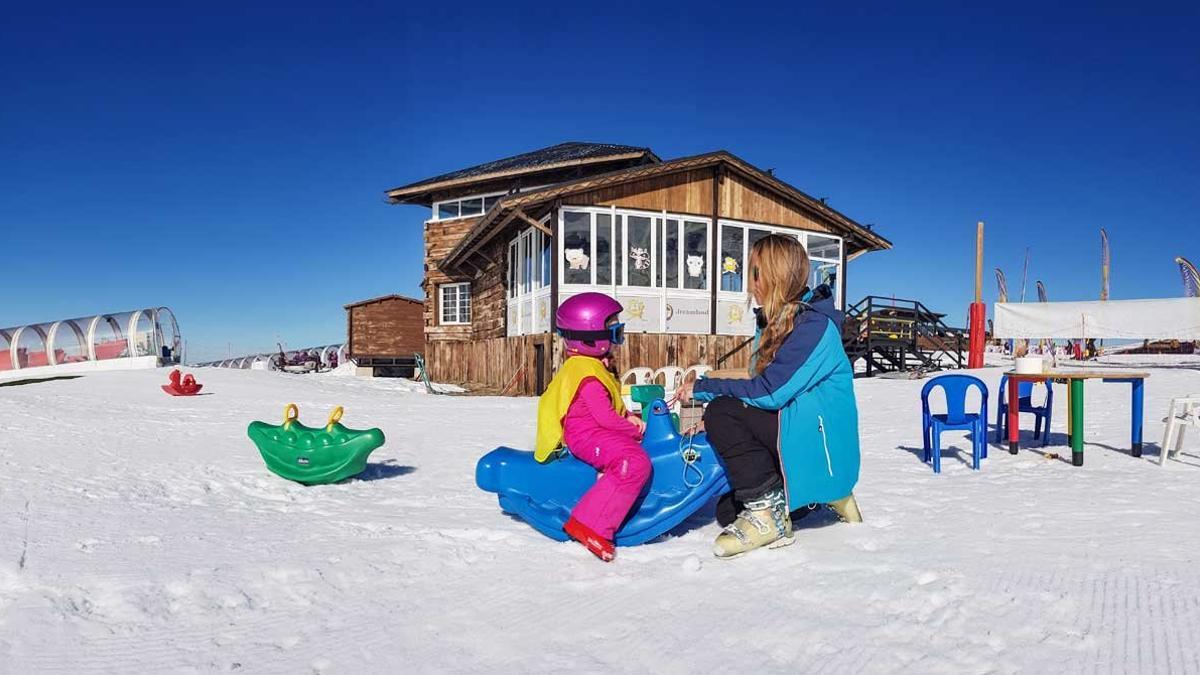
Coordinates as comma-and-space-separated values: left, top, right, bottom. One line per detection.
438, 282, 472, 325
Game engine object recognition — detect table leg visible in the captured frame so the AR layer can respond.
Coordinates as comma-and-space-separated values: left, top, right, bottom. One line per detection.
1070, 378, 1084, 466
1066, 378, 1073, 446
1131, 379, 1144, 457
1008, 377, 1021, 454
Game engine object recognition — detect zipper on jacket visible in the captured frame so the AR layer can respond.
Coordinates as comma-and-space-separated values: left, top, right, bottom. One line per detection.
817, 415, 834, 477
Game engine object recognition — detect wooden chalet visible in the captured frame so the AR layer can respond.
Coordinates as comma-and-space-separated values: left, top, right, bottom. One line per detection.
386, 142, 891, 394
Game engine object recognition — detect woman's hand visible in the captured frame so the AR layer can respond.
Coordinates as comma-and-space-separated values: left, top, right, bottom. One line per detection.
673, 381, 695, 405
628, 415, 647, 436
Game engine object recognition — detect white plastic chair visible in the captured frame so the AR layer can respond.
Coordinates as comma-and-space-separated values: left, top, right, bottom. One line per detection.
621, 367, 654, 386
1161, 394, 1200, 465
682, 364, 712, 383
653, 366, 685, 391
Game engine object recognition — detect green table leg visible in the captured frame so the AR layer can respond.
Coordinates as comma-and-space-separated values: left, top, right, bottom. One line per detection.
1070, 378, 1084, 466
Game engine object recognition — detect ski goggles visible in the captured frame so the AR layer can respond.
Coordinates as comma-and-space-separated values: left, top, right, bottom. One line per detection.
558, 322, 626, 345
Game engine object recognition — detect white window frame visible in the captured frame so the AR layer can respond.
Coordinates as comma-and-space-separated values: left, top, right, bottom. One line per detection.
506, 218, 553, 336
439, 282, 472, 325
429, 185, 550, 223
715, 219, 844, 335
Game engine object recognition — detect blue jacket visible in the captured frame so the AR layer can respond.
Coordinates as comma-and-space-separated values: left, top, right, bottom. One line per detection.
694, 292, 860, 509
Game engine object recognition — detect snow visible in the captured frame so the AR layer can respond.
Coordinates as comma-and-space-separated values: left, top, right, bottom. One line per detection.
2, 364, 1199, 673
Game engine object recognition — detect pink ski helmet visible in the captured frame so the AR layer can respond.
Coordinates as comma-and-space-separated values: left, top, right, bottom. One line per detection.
556, 292, 625, 357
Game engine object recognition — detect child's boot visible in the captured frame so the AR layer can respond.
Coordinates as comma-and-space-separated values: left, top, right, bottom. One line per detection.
827, 493, 863, 523
713, 488, 794, 559
564, 517, 615, 562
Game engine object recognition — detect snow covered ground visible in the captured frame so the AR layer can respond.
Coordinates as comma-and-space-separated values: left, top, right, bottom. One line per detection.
2, 362, 1199, 673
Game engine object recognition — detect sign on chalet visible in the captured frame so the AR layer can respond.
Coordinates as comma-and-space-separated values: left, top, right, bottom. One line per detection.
386, 142, 891, 394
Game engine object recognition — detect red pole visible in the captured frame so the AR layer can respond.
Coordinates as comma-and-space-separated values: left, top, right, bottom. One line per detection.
968, 221, 986, 369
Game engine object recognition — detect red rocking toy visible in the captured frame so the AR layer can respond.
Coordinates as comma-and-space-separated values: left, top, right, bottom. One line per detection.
162, 369, 203, 396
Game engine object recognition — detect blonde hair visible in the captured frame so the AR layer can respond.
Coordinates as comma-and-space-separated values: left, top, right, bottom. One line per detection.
750, 234, 811, 374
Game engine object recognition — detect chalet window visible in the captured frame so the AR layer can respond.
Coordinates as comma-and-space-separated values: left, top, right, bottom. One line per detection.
507, 225, 552, 337
683, 220, 708, 290
562, 211, 592, 285
720, 225, 743, 292
663, 219, 679, 288
625, 216, 653, 287
595, 213, 613, 285
438, 201, 460, 220
439, 283, 471, 325
460, 198, 483, 217
484, 195, 501, 211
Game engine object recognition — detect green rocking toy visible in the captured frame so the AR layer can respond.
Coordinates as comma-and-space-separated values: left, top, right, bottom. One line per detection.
248, 404, 385, 485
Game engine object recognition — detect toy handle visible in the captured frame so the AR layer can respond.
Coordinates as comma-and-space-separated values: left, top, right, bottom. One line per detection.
326, 406, 344, 431
283, 403, 299, 429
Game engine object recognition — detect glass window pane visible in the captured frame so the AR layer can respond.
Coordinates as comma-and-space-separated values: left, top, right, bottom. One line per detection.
540, 234, 551, 286
720, 225, 744, 292
748, 228, 771, 253
626, 216, 652, 287
484, 195, 500, 211
522, 236, 533, 294
509, 241, 518, 298
808, 234, 841, 260
532, 231, 542, 289
15, 325, 49, 368
614, 215, 623, 285
460, 198, 483, 217
156, 308, 180, 361
438, 201, 459, 220
53, 320, 89, 363
93, 315, 128, 360
811, 261, 839, 303
596, 214, 612, 285
562, 211, 592, 285
133, 312, 156, 357
0, 329, 13, 371
664, 219, 679, 289
684, 221, 708, 290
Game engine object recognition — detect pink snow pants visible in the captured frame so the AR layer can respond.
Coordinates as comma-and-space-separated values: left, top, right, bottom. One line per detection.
568, 432, 652, 540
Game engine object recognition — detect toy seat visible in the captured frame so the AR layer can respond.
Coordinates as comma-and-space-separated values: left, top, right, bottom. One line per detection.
995, 375, 1053, 446
248, 405, 385, 485
1161, 394, 1200, 466
620, 367, 655, 411
921, 374, 989, 473
475, 399, 730, 546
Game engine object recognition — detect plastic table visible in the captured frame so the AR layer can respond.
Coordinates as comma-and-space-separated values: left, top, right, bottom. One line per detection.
1004, 370, 1149, 467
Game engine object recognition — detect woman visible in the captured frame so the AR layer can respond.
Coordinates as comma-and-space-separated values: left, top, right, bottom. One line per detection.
675, 234, 862, 559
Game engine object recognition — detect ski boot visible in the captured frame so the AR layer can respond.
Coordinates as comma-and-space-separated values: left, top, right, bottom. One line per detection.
713, 488, 794, 559
564, 517, 615, 562
827, 493, 863, 523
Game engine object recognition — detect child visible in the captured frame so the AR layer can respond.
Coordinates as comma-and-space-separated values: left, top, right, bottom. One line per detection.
535, 293, 650, 562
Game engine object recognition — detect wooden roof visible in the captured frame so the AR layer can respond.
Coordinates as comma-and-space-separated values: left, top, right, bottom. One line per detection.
343, 293, 423, 310
385, 142, 660, 204
441, 150, 892, 270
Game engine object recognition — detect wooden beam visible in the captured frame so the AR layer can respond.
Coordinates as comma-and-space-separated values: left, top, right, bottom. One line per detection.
550, 205, 560, 334
513, 208, 553, 237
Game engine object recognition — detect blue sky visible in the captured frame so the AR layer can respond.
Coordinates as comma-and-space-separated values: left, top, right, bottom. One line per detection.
2, 3, 1197, 362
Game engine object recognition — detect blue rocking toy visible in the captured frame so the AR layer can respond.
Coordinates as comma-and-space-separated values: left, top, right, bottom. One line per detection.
475, 399, 730, 545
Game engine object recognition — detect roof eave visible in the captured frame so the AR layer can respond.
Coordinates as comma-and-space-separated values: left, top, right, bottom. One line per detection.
385, 150, 658, 204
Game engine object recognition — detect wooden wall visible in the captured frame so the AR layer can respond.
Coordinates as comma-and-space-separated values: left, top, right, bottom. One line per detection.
347, 297, 424, 357
572, 169, 715, 216
425, 332, 752, 396
719, 172, 831, 233
424, 216, 482, 341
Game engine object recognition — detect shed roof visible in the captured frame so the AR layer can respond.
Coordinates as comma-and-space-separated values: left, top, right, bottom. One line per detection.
343, 293, 423, 310
386, 142, 660, 203
440, 150, 892, 270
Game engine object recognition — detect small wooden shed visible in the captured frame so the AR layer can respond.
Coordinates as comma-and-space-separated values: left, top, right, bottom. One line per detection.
344, 294, 424, 377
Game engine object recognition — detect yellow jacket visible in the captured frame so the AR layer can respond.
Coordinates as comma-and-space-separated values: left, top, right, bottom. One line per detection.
534, 356, 625, 462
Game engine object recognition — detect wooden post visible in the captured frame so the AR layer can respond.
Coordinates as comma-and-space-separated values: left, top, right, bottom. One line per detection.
967, 221, 986, 369
549, 201, 560, 337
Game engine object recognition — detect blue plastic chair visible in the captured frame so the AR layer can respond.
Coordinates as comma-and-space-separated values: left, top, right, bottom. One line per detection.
995, 375, 1054, 447
921, 374, 989, 472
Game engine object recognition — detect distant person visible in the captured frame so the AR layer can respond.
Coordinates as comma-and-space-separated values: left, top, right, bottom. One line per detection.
674, 234, 861, 559
535, 293, 648, 562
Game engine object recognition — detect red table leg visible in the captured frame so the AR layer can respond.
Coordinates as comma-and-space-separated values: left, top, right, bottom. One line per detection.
1008, 376, 1021, 454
